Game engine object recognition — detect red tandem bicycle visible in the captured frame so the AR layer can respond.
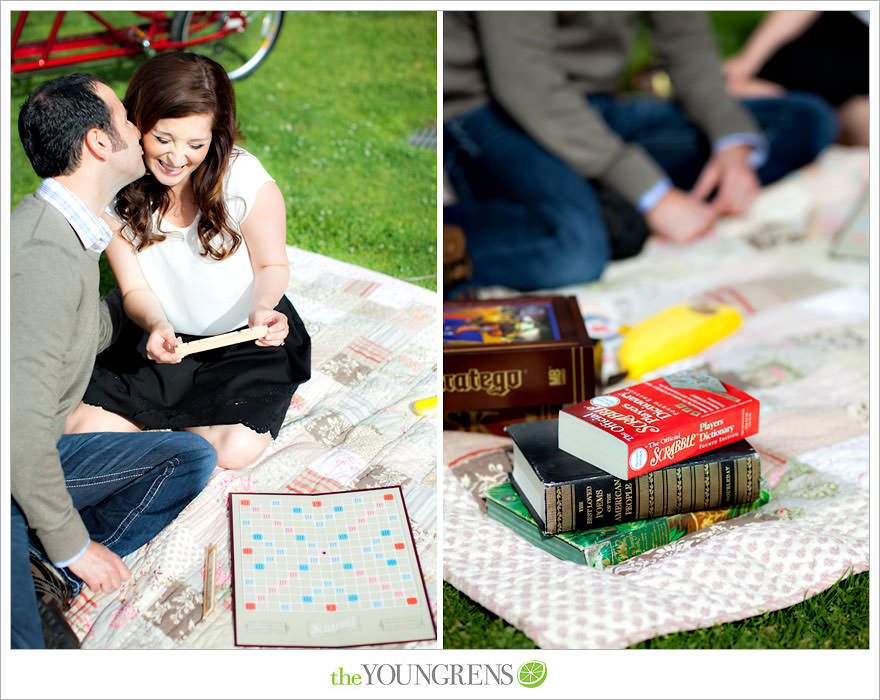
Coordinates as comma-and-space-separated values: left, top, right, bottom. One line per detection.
12, 10, 285, 81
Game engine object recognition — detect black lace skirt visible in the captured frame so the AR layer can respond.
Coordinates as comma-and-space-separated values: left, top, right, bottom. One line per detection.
82, 290, 311, 438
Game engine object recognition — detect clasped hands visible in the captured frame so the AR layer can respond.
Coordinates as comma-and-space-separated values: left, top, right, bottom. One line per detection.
645, 144, 759, 244
145, 306, 290, 364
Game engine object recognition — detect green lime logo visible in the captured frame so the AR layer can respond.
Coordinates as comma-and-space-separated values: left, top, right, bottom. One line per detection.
517, 660, 547, 688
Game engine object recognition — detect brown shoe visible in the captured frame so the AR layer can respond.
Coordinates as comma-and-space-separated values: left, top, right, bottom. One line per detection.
443, 224, 466, 264
443, 224, 473, 288
30, 553, 79, 648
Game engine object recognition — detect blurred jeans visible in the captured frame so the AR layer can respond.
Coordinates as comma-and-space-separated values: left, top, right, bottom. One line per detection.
444, 91, 837, 293
11, 431, 216, 648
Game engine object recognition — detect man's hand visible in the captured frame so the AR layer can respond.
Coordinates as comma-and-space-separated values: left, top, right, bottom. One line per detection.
645, 187, 717, 243
691, 144, 760, 217
67, 541, 131, 593
145, 320, 182, 363
250, 307, 289, 347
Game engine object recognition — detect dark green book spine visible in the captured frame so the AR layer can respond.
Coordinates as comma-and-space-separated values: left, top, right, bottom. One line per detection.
548, 451, 760, 533
575, 497, 769, 568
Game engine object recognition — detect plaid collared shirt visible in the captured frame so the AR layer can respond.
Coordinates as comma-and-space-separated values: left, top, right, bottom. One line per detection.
36, 178, 113, 253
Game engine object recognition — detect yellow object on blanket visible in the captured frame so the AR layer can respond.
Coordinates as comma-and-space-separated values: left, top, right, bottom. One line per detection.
412, 396, 437, 415
619, 303, 743, 380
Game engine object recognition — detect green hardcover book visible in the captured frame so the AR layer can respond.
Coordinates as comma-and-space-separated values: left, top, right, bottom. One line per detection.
486, 481, 770, 569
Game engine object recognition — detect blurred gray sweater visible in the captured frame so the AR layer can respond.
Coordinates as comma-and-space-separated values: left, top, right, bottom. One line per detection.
443, 11, 761, 204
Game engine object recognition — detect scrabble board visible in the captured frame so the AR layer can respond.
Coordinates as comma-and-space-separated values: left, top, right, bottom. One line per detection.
229, 487, 435, 647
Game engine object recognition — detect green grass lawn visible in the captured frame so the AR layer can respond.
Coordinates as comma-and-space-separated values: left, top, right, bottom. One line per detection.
444, 570, 869, 649
10, 10, 437, 291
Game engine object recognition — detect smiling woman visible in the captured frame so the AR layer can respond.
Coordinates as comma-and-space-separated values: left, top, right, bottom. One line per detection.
145, 115, 213, 191
115, 52, 245, 259
10, 11, 438, 290
63, 51, 312, 472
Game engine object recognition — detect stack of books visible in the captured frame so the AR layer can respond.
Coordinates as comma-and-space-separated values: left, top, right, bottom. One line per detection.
491, 370, 764, 568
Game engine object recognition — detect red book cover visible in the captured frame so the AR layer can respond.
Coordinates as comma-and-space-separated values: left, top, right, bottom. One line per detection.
558, 371, 759, 480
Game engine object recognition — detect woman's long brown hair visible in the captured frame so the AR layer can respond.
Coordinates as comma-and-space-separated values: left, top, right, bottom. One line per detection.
114, 52, 243, 260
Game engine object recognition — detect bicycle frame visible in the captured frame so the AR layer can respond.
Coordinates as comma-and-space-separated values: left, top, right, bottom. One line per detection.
12, 11, 244, 75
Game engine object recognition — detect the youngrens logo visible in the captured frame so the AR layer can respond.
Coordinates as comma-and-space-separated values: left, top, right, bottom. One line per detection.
329, 661, 547, 688
517, 660, 547, 688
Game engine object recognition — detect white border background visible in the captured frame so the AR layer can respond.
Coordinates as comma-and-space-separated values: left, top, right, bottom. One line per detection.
2, 2, 877, 698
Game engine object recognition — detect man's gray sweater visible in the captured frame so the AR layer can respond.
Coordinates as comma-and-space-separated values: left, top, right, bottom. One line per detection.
11, 193, 115, 563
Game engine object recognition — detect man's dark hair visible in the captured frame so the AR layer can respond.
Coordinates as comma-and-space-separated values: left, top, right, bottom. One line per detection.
18, 73, 123, 178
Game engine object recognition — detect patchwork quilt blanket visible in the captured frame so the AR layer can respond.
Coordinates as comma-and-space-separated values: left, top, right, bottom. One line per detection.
443, 146, 871, 649
64, 248, 439, 649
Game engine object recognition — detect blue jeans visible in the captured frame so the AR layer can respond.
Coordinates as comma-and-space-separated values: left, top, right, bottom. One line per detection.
444, 91, 838, 293
11, 431, 216, 649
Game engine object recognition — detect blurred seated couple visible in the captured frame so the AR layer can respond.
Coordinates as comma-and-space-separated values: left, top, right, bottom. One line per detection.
442, 11, 862, 298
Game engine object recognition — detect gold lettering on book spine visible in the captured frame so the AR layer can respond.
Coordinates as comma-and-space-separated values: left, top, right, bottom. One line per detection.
681, 464, 694, 512
733, 454, 757, 504
545, 489, 557, 534
560, 485, 574, 532
703, 463, 711, 508
742, 457, 750, 502
621, 451, 758, 524
675, 468, 683, 512
745, 456, 755, 502
714, 462, 725, 506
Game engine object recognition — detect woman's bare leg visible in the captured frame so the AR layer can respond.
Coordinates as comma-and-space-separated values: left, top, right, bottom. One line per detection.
63, 402, 142, 434
184, 424, 272, 470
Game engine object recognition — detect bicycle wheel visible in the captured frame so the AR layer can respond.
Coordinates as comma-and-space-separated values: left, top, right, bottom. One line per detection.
170, 10, 284, 80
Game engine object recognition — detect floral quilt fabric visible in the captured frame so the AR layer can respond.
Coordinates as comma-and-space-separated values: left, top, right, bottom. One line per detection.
64, 248, 439, 649
443, 146, 870, 648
